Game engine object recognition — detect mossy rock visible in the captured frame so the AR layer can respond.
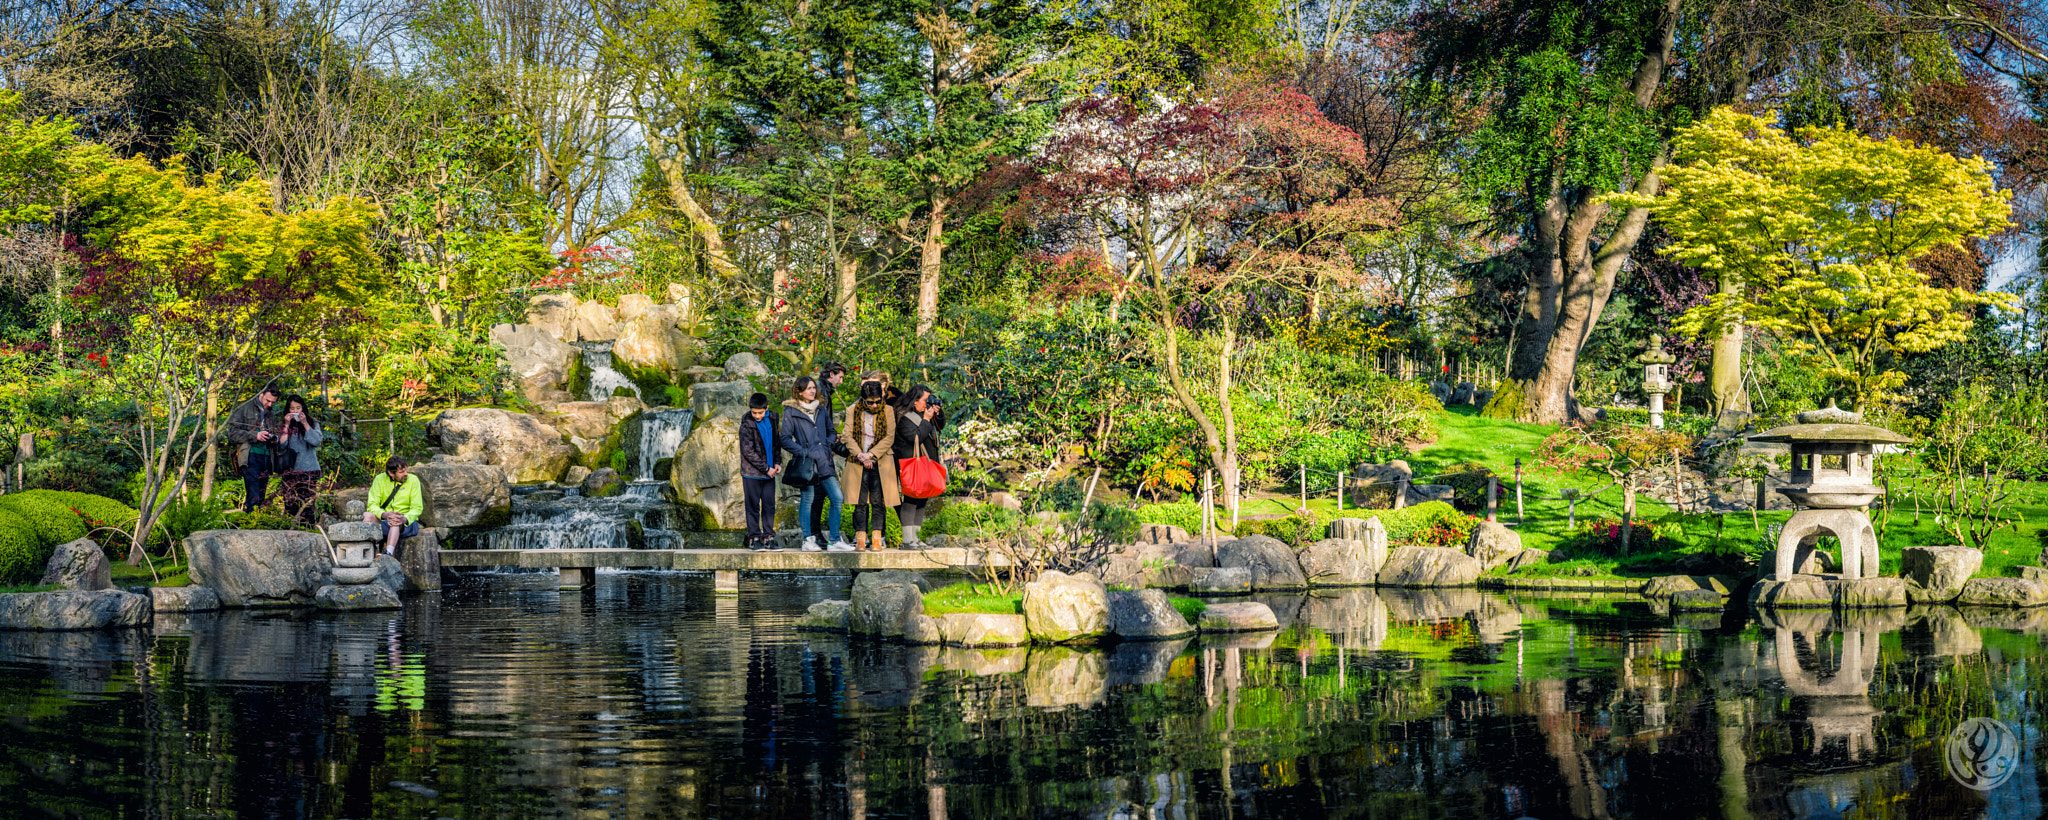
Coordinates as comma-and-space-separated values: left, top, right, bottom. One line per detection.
1478, 378, 1529, 421
652, 457, 674, 481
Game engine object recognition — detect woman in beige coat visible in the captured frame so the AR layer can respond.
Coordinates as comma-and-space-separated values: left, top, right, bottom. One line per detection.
841, 380, 901, 550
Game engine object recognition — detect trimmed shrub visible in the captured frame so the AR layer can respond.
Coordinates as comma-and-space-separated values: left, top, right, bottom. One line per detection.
31, 490, 139, 532
0, 506, 47, 584
1131, 500, 1209, 536
1362, 501, 1476, 544
922, 501, 1020, 539
1233, 509, 1323, 547
0, 493, 89, 546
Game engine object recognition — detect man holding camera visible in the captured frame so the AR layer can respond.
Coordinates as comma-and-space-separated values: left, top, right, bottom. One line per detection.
225, 385, 283, 512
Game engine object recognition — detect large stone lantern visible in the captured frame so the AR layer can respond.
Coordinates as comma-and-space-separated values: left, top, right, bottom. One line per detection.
1749, 406, 1910, 581
1638, 336, 1676, 429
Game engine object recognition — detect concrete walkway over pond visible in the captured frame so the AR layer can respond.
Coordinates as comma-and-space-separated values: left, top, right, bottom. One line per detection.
439, 547, 1007, 593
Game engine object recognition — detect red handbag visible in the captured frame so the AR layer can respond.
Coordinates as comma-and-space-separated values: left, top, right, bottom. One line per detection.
899, 437, 948, 499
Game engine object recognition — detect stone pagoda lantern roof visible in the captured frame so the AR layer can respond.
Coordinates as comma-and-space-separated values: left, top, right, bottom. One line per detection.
1748, 405, 1912, 447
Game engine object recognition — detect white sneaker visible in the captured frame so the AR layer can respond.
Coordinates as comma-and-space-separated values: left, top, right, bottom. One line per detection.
827, 539, 856, 552
801, 537, 822, 552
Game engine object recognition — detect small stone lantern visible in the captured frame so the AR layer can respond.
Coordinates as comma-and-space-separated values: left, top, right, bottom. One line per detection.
1638, 336, 1676, 429
1749, 406, 1909, 581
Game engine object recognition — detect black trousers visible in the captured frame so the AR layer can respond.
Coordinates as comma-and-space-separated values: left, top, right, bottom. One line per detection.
242, 459, 271, 512
850, 470, 887, 532
743, 477, 776, 537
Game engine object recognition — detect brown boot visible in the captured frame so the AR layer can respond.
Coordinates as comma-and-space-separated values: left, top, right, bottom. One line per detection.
852, 531, 868, 551
871, 530, 887, 550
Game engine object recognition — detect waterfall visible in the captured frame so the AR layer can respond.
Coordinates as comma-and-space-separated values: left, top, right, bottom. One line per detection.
637, 408, 693, 481
476, 483, 690, 552
577, 341, 640, 402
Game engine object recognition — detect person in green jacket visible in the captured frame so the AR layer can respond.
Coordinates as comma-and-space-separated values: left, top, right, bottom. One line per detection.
363, 456, 424, 555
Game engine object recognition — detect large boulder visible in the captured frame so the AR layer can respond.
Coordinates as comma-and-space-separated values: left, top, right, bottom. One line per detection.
1503, 549, 1550, 573
0, 590, 150, 630
369, 553, 404, 594
1197, 601, 1280, 633
1347, 461, 1412, 508
668, 415, 746, 529
547, 401, 613, 461
1641, 575, 1701, 599
723, 352, 771, 380
1464, 520, 1521, 569
936, 613, 1028, 647
1901, 546, 1983, 604
796, 600, 851, 631
1188, 566, 1252, 595
314, 583, 401, 611
1670, 588, 1725, 612
39, 538, 111, 591
690, 379, 753, 423
580, 467, 627, 499
187, 530, 334, 607
1957, 578, 2048, 608
1747, 575, 1833, 609
1106, 589, 1195, 640
1406, 484, 1456, 506
1298, 538, 1375, 586
150, 585, 219, 613
849, 571, 940, 643
490, 323, 579, 405
398, 532, 443, 592
614, 309, 684, 375
410, 462, 512, 529
525, 293, 580, 341
1215, 535, 1308, 590
1022, 570, 1110, 643
1137, 523, 1191, 545
1376, 546, 1483, 587
1831, 577, 1907, 608
571, 299, 619, 341
426, 408, 573, 483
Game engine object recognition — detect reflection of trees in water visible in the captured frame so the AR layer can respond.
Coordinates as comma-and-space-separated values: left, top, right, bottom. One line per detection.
11, 578, 2048, 818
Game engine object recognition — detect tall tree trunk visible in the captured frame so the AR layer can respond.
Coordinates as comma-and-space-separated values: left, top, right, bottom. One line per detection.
1217, 313, 1239, 518
1516, 0, 1679, 424
915, 192, 948, 335
199, 387, 219, 501
764, 220, 790, 321
837, 250, 860, 328
1710, 277, 1750, 423
655, 152, 741, 282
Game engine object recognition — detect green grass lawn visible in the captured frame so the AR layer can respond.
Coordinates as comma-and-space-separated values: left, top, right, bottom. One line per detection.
0, 583, 61, 594
112, 559, 190, 588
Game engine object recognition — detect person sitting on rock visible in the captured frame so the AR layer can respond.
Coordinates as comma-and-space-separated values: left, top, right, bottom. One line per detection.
739, 392, 785, 551
363, 456, 424, 556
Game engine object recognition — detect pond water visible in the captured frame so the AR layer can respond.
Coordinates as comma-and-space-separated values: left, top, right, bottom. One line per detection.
1, 573, 2041, 819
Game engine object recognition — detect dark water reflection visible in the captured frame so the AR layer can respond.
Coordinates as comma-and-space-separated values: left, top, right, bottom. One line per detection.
1, 574, 2044, 819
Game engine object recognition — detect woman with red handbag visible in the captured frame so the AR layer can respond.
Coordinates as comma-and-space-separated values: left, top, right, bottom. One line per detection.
892, 385, 947, 549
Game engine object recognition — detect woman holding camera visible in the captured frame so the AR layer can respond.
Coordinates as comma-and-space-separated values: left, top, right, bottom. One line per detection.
892, 385, 943, 549
276, 395, 325, 525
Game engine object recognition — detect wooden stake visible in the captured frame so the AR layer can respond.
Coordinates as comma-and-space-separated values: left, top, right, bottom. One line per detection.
1486, 476, 1498, 523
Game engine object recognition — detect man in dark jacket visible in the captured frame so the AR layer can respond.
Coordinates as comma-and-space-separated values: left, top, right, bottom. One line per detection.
806, 362, 847, 541
224, 385, 282, 512
740, 393, 785, 551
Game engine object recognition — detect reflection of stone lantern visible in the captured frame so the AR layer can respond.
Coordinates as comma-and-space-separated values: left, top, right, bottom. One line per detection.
1750, 406, 1910, 581
1638, 336, 1676, 429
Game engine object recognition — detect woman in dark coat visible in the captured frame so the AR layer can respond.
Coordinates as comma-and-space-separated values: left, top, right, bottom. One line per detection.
892, 385, 944, 549
779, 376, 850, 552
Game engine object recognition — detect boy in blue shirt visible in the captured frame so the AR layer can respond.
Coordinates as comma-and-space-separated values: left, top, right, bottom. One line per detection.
739, 393, 785, 551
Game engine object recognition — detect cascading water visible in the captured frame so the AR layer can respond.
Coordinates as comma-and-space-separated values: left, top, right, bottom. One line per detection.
637, 408, 693, 481
476, 484, 691, 552
576, 341, 640, 402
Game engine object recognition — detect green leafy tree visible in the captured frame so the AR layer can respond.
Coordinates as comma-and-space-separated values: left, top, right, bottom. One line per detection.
1612, 107, 2013, 408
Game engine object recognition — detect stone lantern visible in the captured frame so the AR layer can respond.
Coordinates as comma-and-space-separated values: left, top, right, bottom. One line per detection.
1638, 336, 1676, 429
1749, 405, 1909, 581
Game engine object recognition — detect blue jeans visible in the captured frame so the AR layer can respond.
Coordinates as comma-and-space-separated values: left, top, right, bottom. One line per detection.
798, 477, 843, 541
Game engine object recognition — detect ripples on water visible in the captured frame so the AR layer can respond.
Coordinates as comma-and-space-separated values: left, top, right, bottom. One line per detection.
0, 573, 2042, 819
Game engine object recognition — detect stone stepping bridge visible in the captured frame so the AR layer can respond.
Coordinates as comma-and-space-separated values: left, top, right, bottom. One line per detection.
440, 547, 1011, 594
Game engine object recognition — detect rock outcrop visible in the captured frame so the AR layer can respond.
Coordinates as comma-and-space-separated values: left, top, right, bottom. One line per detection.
1022, 570, 1110, 643
426, 408, 573, 483
796, 600, 851, 631
1464, 520, 1521, 570
39, 538, 111, 591
1197, 601, 1280, 633
1901, 546, 1982, 604
665, 380, 757, 529
0, 590, 151, 630
849, 571, 940, 643
410, 462, 512, 529
1105, 589, 1195, 640
936, 613, 1028, 647
186, 530, 334, 607
1376, 547, 1483, 587
490, 323, 579, 405
150, 585, 220, 613
1215, 535, 1308, 590
398, 532, 444, 593
315, 583, 401, 611
1957, 578, 2048, 608
1187, 566, 1251, 595
1297, 538, 1375, 586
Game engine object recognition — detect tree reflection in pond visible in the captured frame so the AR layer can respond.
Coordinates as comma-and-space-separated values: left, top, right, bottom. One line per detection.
0, 573, 2040, 818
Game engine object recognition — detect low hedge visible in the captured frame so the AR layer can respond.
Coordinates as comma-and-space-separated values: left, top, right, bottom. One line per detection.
1343, 501, 1475, 544
0, 490, 138, 584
